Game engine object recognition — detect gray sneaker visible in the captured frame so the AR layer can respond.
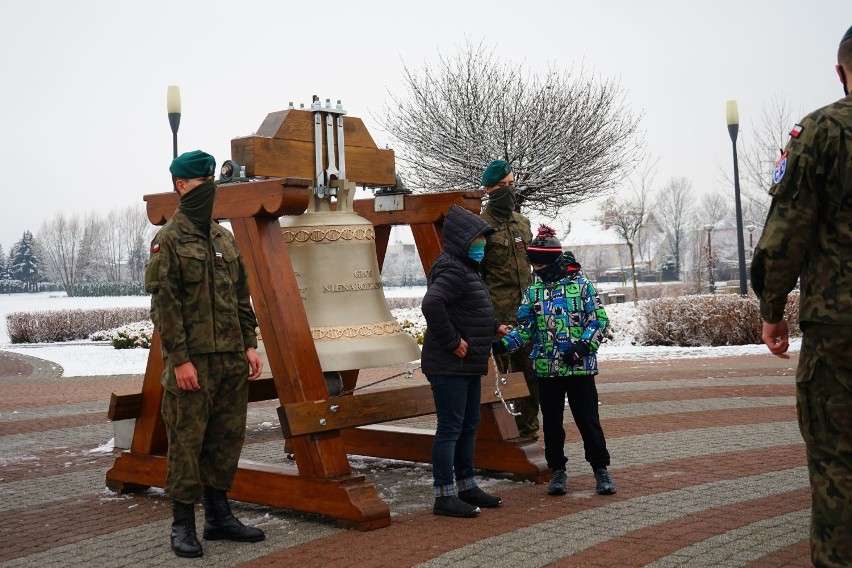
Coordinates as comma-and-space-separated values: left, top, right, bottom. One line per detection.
547, 470, 567, 496
594, 468, 616, 495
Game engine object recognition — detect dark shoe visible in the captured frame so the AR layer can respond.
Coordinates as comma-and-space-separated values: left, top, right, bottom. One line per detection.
170, 501, 203, 558
433, 496, 481, 517
547, 470, 567, 496
458, 486, 503, 508
202, 487, 265, 542
594, 468, 616, 495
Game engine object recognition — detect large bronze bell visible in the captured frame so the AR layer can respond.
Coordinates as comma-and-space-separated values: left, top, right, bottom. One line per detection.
279, 180, 421, 372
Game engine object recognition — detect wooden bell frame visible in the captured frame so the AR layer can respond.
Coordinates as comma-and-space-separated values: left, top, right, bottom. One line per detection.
106, 109, 548, 530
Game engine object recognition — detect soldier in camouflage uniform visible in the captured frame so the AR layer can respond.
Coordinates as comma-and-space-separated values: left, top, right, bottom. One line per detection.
479, 160, 540, 441
145, 150, 265, 558
750, 25, 852, 568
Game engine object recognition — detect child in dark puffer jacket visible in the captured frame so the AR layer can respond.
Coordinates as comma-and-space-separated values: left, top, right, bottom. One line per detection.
421, 205, 509, 517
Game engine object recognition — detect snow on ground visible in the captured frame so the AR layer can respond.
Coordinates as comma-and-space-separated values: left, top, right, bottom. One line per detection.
0, 290, 798, 378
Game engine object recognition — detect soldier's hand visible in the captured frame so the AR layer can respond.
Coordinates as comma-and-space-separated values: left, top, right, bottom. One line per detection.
175, 362, 200, 391
246, 347, 263, 380
761, 320, 790, 359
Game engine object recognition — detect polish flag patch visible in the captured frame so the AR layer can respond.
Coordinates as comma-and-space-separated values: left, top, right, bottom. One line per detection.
790, 123, 804, 138
151, 243, 160, 253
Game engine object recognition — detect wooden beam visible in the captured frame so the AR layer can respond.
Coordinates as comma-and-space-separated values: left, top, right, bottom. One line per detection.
106, 454, 390, 530
254, 110, 379, 148
232, 137, 395, 186
278, 372, 528, 437
143, 178, 312, 226
109, 376, 279, 422
352, 191, 483, 227
339, 424, 549, 483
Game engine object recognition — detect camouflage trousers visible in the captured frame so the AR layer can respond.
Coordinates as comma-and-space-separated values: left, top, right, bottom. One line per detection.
796, 324, 852, 567
161, 351, 250, 504
494, 342, 540, 440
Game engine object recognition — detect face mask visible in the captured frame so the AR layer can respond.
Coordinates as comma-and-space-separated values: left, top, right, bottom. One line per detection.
179, 179, 217, 227
486, 185, 516, 218
534, 256, 566, 282
468, 241, 486, 263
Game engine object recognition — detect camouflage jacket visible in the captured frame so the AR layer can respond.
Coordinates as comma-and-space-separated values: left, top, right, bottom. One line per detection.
751, 93, 852, 325
144, 209, 258, 367
480, 206, 534, 323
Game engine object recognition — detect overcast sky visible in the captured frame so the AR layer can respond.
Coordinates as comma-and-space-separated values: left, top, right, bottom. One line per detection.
1, 0, 849, 252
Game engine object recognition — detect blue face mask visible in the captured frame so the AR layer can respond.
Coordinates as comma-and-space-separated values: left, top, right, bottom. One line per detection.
468, 241, 486, 263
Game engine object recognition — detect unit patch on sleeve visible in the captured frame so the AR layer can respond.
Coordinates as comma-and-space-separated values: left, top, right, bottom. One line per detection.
772, 151, 788, 184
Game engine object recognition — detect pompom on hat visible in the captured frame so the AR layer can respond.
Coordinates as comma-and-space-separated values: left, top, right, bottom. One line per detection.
481, 160, 513, 187
526, 225, 563, 265
169, 150, 216, 179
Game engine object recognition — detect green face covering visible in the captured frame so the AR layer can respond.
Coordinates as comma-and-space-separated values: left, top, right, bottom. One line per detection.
486, 185, 516, 219
179, 179, 216, 228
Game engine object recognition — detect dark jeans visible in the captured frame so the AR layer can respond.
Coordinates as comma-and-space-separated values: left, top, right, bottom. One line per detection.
538, 374, 610, 472
426, 374, 481, 494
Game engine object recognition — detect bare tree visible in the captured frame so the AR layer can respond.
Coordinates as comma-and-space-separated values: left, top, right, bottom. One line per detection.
655, 177, 694, 279
120, 204, 153, 283
100, 208, 124, 282
78, 216, 104, 282
694, 191, 732, 229
381, 39, 645, 218
596, 159, 657, 305
38, 213, 101, 296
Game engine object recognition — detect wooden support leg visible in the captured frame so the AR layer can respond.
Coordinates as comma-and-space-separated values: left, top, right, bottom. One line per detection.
105, 332, 167, 493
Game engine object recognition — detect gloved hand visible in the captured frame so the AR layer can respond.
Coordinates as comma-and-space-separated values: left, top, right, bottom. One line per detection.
492, 339, 508, 355
562, 341, 591, 364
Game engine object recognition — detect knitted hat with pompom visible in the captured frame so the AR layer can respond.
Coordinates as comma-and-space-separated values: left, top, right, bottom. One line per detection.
526, 225, 563, 265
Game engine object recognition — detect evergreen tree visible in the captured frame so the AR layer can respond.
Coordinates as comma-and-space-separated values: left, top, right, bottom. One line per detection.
9, 231, 41, 291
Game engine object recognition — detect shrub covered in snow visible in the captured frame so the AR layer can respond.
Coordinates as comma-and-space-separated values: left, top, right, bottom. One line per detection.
90, 320, 154, 349
6, 307, 151, 344
637, 292, 800, 347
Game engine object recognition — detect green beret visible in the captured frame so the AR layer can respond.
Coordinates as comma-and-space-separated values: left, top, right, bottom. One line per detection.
481, 160, 513, 187
842, 24, 852, 44
169, 150, 216, 179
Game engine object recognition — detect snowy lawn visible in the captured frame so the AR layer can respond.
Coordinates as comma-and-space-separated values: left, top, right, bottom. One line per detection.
0, 290, 799, 378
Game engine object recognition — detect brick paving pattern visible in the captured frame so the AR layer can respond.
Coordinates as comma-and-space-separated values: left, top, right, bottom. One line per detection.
0, 350, 812, 567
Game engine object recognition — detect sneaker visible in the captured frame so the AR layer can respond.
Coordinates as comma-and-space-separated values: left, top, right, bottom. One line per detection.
547, 470, 567, 496
458, 486, 503, 508
594, 468, 616, 495
433, 496, 481, 517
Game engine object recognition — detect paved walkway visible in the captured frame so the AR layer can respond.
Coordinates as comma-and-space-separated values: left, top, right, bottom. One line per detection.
0, 350, 812, 567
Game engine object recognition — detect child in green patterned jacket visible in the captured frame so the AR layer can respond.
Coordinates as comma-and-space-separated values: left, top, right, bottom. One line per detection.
493, 225, 616, 497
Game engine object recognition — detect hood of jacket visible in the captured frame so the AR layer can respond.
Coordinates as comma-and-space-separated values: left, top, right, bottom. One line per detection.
442, 205, 493, 260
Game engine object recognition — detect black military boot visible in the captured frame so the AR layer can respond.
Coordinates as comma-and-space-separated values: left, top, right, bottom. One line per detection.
170, 501, 203, 558
202, 487, 265, 542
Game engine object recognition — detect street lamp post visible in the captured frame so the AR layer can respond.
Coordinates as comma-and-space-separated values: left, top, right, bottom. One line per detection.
726, 100, 748, 295
746, 224, 756, 254
704, 224, 715, 294
167, 85, 181, 159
